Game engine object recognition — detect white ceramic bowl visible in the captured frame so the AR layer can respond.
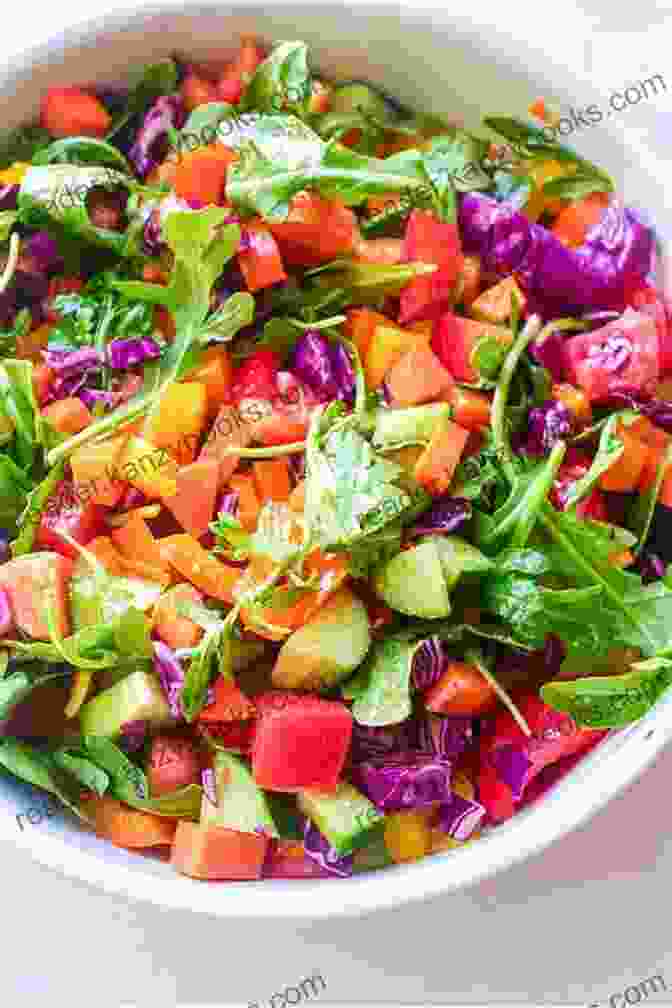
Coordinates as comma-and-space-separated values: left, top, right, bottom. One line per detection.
2, 1, 671, 918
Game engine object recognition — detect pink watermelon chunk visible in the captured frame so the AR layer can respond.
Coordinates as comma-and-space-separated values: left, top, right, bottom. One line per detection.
0, 552, 71, 640
433, 312, 513, 382
252, 691, 353, 793
164, 457, 219, 539
399, 210, 463, 324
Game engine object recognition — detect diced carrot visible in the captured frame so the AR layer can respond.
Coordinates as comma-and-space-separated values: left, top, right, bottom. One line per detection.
152, 583, 204, 650
199, 404, 253, 489
552, 192, 611, 247
164, 457, 220, 539
552, 382, 592, 426
229, 474, 261, 532
238, 224, 287, 292
32, 364, 54, 407
41, 397, 92, 435
118, 435, 180, 501
353, 237, 403, 265
365, 323, 431, 389
142, 381, 209, 465
414, 417, 469, 495
82, 795, 176, 849
86, 535, 129, 576
40, 87, 111, 138
469, 276, 526, 324
159, 533, 242, 603
180, 72, 218, 111
172, 144, 238, 205
459, 255, 482, 308
288, 479, 306, 514
599, 426, 647, 493
252, 459, 292, 503
171, 822, 268, 880
111, 512, 170, 573
185, 346, 233, 418
448, 387, 491, 429
342, 308, 392, 362
386, 345, 454, 407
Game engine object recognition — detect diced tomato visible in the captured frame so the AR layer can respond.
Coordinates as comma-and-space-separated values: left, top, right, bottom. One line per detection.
231, 349, 280, 403
564, 308, 659, 401
448, 387, 491, 430
399, 210, 463, 324
433, 312, 513, 383
216, 37, 265, 105
200, 719, 255, 753
40, 87, 111, 138
172, 144, 237, 205
252, 692, 352, 792
238, 224, 287, 292
171, 822, 268, 879
181, 73, 218, 111
268, 193, 359, 267
0, 552, 71, 640
35, 481, 105, 559
198, 676, 256, 723
147, 736, 201, 797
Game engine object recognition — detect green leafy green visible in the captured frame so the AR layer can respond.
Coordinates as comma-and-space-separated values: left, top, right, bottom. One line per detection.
78, 735, 148, 803
541, 658, 672, 727
563, 411, 638, 510
200, 291, 255, 344
241, 41, 312, 116
210, 513, 252, 561
0, 663, 68, 724
344, 634, 418, 726
0, 739, 89, 821
0, 307, 30, 359
0, 455, 32, 531
106, 59, 179, 140
50, 748, 110, 796
0, 210, 17, 242
32, 136, 132, 173
0, 124, 51, 169
0, 358, 41, 470
10, 461, 65, 557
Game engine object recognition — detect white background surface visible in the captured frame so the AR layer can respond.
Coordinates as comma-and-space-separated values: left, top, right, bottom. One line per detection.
3, 3, 672, 1004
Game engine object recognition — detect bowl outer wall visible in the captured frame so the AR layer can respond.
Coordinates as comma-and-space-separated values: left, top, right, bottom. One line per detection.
1, 0, 671, 918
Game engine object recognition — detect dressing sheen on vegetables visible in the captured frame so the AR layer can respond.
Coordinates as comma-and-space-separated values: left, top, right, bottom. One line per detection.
0, 34, 669, 881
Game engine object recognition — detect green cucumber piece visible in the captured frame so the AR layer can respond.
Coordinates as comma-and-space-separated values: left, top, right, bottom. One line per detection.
79, 668, 171, 737
329, 81, 394, 120
372, 403, 451, 451
200, 751, 278, 836
373, 540, 451, 618
272, 588, 370, 690
423, 534, 493, 589
298, 781, 383, 855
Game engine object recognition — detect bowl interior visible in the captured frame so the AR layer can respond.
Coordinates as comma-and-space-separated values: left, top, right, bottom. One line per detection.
1, 2, 671, 917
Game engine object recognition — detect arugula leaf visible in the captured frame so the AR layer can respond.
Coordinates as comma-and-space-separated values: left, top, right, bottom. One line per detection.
541, 657, 672, 727
240, 41, 312, 116
106, 59, 179, 140
563, 411, 638, 510
0, 210, 17, 242
48, 282, 156, 356
0, 739, 89, 821
180, 615, 236, 723
0, 124, 51, 169
451, 433, 508, 507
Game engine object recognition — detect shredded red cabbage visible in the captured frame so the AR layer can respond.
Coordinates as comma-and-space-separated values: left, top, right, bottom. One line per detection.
0, 184, 18, 210
107, 336, 161, 370
119, 719, 148, 753
153, 640, 184, 719
410, 636, 445, 691
438, 793, 486, 840
413, 713, 474, 759
302, 819, 354, 877
525, 401, 573, 456
129, 94, 186, 179
352, 753, 453, 810
408, 496, 472, 537
201, 767, 218, 806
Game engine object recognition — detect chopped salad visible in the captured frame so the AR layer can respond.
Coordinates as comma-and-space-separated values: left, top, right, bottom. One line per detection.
0, 37, 670, 880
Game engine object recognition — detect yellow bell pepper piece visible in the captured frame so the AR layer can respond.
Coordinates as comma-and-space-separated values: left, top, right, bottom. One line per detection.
384, 810, 432, 864
0, 162, 30, 185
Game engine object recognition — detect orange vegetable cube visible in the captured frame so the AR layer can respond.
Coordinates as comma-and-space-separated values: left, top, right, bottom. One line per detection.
414, 417, 469, 495
142, 381, 209, 465
469, 276, 526, 324
228, 474, 261, 531
185, 346, 233, 418
386, 345, 454, 407
252, 459, 292, 502
41, 397, 92, 435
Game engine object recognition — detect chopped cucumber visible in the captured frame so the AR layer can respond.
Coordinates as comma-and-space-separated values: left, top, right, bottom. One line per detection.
272, 588, 370, 690
70, 557, 163, 629
298, 781, 383, 855
373, 540, 451, 618
425, 534, 493, 589
200, 750, 278, 837
329, 80, 398, 120
79, 668, 171, 737
372, 403, 451, 451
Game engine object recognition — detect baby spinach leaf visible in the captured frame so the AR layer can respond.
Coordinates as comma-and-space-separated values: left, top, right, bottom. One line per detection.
0, 455, 32, 532
0, 739, 89, 821
541, 657, 672, 727
200, 291, 255, 343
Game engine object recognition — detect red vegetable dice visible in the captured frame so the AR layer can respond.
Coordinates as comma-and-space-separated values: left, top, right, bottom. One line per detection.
268, 193, 359, 267
35, 482, 106, 559
399, 210, 463, 324
630, 285, 672, 376
148, 736, 201, 797
40, 87, 111, 138
238, 225, 287, 292
251, 691, 353, 792
433, 312, 512, 383
563, 307, 659, 402
231, 349, 280, 403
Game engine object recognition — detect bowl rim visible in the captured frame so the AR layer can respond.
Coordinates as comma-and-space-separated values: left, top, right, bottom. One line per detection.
2, 0, 672, 918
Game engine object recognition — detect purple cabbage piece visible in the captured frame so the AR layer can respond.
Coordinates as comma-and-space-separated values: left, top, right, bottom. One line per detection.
302, 819, 353, 877
458, 193, 654, 319
489, 744, 532, 801
45, 372, 90, 404
352, 753, 453, 811
525, 400, 573, 456
216, 492, 239, 516
408, 497, 472, 538
0, 184, 18, 210
45, 347, 104, 376
107, 336, 161, 370
529, 329, 567, 382
153, 640, 184, 719
329, 341, 356, 404
638, 551, 667, 583
581, 309, 621, 329
350, 722, 415, 763
437, 793, 486, 840
413, 714, 474, 759
410, 636, 445, 691
119, 719, 148, 753
201, 768, 218, 806
129, 94, 186, 178
77, 387, 113, 410
25, 231, 62, 272
291, 330, 338, 400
